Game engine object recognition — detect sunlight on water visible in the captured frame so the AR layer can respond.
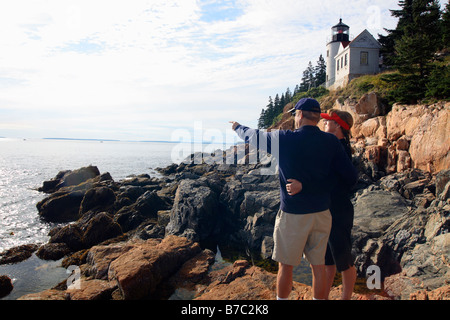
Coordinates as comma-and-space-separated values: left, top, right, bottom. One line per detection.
0, 138, 181, 252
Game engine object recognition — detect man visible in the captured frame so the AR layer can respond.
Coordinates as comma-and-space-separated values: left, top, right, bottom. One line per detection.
230, 98, 357, 300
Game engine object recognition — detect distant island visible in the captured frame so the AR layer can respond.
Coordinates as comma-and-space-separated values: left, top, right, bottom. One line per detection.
43, 137, 120, 142
43, 138, 237, 145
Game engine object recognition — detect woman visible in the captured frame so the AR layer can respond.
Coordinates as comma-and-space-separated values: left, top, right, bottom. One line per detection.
286, 109, 356, 300
320, 109, 356, 300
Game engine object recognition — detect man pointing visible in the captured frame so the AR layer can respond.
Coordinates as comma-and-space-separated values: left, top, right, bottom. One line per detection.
230, 98, 357, 300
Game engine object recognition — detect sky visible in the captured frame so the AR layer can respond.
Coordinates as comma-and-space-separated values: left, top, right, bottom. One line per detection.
0, 0, 424, 142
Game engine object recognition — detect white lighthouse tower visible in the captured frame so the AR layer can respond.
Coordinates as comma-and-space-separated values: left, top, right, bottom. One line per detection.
326, 19, 350, 89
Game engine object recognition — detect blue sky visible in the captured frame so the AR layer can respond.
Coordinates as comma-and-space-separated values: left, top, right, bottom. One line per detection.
0, 0, 428, 141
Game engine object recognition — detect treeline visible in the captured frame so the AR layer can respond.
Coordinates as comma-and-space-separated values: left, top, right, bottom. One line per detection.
378, 0, 450, 103
258, 0, 450, 128
257, 55, 326, 129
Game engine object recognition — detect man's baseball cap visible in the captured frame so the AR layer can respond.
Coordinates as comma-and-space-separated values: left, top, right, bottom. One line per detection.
287, 98, 321, 114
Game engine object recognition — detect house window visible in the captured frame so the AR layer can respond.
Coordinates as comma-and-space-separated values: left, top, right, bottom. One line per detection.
345, 53, 348, 66
327, 50, 329, 58
341, 57, 344, 69
337, 59, 340, 71
360, 51, 369, 65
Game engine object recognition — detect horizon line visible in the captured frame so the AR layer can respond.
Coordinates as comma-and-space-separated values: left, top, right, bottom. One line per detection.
0, 137, 240, 145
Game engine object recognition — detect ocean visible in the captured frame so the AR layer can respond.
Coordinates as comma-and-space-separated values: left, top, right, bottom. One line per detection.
0, 138, 311, 299
0, 138, 186, 253
0, 138, 227, 299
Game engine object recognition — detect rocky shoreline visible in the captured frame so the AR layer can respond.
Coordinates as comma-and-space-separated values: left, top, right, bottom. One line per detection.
0, 94, 449, 300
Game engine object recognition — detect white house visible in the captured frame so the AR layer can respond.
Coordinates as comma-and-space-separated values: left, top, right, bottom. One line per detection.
326, 20, 381, 90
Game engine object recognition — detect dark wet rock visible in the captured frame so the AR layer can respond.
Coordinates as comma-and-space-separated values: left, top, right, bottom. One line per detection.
0, 275, 14, 298
0, 244, 40, 265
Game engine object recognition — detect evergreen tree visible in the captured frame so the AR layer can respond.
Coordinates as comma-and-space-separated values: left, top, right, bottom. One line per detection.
258, 109, 266, 129
300, 61, 315, 91
378, 0, 414, 68
262, 96, 275, 128
279, 93, 286, 113
315, 54, 327, 85
382, 0, 442, 102
394, 0, 441, 76
442, 1, 450, 48
273, 94, 280, 115
285, 87, 292, 102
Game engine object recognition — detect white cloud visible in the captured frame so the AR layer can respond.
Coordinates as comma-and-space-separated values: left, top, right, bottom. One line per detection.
0, 0, 404, 140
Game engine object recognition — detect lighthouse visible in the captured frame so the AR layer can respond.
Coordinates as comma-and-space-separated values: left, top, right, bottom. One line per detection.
326, 19, 350, 88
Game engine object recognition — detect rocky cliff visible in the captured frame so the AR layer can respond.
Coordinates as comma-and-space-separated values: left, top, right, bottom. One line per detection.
0, 96, 449, 300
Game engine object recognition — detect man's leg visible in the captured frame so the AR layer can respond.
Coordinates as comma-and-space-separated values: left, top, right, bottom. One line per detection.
277, 263, 293, 299
311, 264, 328, 300
325, 264, 336, 299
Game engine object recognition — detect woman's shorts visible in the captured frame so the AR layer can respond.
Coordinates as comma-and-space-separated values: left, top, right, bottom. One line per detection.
272, 209, 332, 266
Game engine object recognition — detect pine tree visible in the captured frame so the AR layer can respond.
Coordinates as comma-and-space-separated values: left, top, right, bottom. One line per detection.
394, 0, 441, 76
382, 0, 442, 103
280, 93, 286, 112
285, 87, 292, 103
263, 96, 275, 128
442, 1, 450, 48
258, 109, 266, 129
378, 0, 414, 68
300, 61, 316, 91
273, 94, 280, 114
299, 66, 310, 92
315, 54, 327, 85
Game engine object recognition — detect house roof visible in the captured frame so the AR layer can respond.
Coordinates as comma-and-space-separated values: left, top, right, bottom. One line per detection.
334, 29, 381, 59
348, 29, 381, 49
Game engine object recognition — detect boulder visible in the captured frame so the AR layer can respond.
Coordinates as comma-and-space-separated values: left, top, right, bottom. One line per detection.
166, 179, 220, 242
0, 275, 13, 298
36, 190, 86, 222
351, 185, 410, 278
409, 285, 450, 300
67, 278, 117, 300
49, 224, 84, 252
36, 243, 71, 260
107, 236, 202, 300
0, 244, 40, 265
436, 169, 450, 200
17, 289, 67, 300
82, 213, 123, 248
114, 191, 167, 232
38, 166, 100, 193
386, 103, 450, 174
353, 186, 409, 235
195, 260, 314, 300
47, 212, 123, 253
80, 187, 116, 215
86, 242, 137, 280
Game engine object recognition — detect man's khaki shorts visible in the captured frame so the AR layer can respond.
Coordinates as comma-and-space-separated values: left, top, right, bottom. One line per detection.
272, 209, 332, 266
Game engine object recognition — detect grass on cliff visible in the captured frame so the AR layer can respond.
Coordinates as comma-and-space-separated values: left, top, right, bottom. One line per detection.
318, 71, 398, 111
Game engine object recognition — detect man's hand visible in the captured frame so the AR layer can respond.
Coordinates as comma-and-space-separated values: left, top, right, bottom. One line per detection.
286, 179, 303, 196
229, 121, 240, 131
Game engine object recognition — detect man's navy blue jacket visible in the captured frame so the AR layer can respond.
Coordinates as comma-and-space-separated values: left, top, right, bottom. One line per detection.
235, 124, 358, 215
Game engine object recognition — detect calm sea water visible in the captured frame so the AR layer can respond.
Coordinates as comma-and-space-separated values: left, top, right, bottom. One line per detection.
0, 138, 189, 253
0, 138, 310, 299
0, 138, 211, 299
